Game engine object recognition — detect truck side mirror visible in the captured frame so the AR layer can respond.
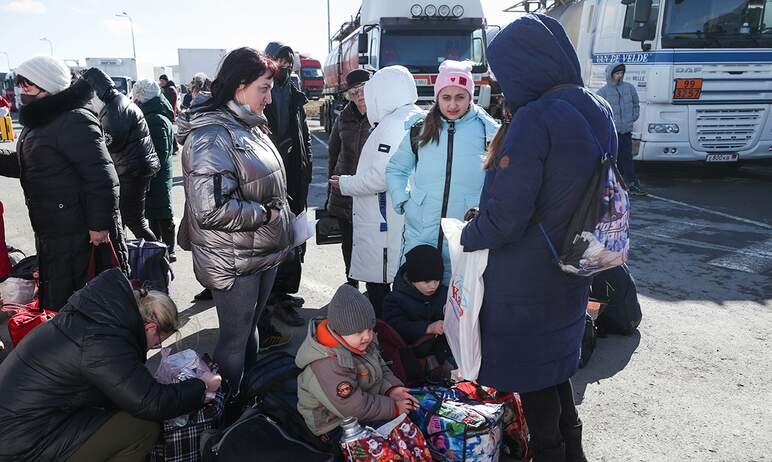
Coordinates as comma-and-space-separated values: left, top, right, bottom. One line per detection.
358, 33, 368, 54
629, 24, 654, 42
633, 0, 652, 23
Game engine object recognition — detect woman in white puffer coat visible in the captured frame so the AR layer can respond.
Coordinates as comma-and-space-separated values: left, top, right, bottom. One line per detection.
329, 65, 423, 316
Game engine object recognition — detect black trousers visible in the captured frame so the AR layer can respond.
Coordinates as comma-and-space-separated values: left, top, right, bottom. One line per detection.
119, 175, 156, 242
365, 283, 390, 319
340, 218, 358, 287
271, 244, 304, 295
520, 380, 583, 461
149, 218, 176, 253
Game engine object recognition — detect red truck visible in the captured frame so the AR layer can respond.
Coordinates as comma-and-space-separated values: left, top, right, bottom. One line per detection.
299, 55, 323, 100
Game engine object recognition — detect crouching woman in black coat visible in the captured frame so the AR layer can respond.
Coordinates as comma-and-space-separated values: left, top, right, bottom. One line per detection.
0, 268, 221, 462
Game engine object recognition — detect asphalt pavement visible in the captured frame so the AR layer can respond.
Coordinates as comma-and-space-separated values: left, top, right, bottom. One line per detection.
1, 117, 771, 461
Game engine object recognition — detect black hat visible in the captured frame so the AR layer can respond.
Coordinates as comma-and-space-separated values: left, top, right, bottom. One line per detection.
612, 64, 626, 75
346, 69, 372, 89
159, 74, 169, 81
405, 245, 444, 283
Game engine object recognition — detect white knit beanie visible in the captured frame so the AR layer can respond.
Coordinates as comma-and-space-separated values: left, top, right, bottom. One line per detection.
132, 79, 161, 103
15, 56, 71, 95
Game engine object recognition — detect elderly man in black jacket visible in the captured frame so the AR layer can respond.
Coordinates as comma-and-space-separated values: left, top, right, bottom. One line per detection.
0, 56, 126, 310
84, 67, 160, 242
261, 42, 313, 332
0, 268, 220, 461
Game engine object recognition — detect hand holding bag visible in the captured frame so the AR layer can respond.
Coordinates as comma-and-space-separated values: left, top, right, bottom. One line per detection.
315, 201, 344, 245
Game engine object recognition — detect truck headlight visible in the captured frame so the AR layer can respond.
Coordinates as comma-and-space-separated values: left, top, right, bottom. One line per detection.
424, 4, 437, 15
648, 123, 680, 134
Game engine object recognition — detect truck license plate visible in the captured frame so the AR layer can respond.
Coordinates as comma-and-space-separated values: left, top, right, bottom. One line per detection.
706, 153, 738, 163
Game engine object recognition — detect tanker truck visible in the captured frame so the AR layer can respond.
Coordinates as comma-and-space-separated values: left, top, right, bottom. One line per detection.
320, 0, 502, 132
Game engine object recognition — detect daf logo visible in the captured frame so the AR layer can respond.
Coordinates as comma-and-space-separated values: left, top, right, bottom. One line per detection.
676, 67, 701, 73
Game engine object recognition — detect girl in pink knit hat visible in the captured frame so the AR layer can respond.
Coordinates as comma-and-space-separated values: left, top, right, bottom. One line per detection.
386, 60, 500, 285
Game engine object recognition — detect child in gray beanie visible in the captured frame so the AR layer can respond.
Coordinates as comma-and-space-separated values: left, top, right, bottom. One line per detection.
295, 284, 419, 437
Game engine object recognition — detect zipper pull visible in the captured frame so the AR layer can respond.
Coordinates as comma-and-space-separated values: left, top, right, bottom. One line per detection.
448, 121, 456, 135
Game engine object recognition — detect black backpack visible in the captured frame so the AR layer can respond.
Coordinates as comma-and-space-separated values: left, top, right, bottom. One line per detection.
200, 352, 336, 460
590, 264, 642, 336
200, 404, 335, 462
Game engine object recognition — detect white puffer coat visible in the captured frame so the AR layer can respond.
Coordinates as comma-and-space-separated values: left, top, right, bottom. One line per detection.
339, 66, 423, 284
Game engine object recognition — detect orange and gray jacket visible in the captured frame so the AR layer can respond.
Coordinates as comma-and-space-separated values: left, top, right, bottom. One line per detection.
296, 319, 403, 435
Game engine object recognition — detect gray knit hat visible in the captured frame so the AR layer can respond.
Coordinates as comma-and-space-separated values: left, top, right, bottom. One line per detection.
327, 284, 376, 336
132, 79, 161, 103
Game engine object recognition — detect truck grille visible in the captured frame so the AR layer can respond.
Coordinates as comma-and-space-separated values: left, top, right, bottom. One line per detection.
693, 107, 766, 151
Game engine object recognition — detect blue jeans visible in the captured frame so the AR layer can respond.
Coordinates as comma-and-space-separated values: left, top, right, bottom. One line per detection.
212, 268, 278, 393
617, 132, 638, 186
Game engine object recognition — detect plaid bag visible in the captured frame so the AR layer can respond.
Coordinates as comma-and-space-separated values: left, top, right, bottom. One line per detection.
147, 391, 225, 462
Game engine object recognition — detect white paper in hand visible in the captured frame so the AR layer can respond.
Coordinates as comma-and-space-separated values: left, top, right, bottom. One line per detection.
291, 211, 316, 248
442, 218, 488, 382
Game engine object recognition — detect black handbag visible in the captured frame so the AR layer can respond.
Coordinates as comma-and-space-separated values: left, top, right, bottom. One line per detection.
315, 204, 343, 245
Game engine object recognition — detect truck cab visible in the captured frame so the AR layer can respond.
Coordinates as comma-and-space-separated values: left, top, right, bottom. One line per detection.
300, 56, 324, 100
321, 0, 500, 132
516, 0, 772, 164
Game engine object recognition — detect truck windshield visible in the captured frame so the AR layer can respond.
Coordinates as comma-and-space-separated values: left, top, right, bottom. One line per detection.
662, 0, 772, 48
380, 29, 486, 73
301, 67, 323, 79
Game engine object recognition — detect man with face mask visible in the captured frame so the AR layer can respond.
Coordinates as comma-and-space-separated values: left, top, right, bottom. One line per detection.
0, 56, 125, 310
260, 42, 313, 336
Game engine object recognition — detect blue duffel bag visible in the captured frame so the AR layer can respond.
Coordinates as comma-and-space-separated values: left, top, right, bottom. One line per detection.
127, 239, 173, 293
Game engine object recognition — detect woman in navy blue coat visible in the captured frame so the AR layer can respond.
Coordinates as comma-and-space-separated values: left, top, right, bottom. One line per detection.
461, 14, 617, 462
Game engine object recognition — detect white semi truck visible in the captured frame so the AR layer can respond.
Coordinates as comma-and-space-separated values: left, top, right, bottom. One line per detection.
320, 0, 502, 132
84, 57, 154, 95
177, 48, 227, 86
508, 0, 772, 164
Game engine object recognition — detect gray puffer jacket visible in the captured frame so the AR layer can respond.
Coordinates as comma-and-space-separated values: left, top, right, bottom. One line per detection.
179, 100, 294, 290
597, 62, 640, 134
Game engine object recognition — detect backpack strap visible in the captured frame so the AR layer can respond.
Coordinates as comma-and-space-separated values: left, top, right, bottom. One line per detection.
410, 119, 424, 159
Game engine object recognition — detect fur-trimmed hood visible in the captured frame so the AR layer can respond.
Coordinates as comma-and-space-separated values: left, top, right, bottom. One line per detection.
19, 79, 93, 129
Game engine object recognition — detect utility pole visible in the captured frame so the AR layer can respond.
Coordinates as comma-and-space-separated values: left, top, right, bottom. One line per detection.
0, 51, 10, 71
115, 12, 137, 59
327, 0, 332, 53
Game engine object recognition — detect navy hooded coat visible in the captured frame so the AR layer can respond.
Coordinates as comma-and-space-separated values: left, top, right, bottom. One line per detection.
460, 14, 617, 393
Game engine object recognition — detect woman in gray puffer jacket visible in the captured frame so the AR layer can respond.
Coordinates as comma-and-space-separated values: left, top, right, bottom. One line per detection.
179, 47, 293, 403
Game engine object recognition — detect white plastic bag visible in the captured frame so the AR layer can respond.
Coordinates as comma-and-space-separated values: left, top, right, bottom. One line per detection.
441, 218, 488, 382
0, 277, 36, 305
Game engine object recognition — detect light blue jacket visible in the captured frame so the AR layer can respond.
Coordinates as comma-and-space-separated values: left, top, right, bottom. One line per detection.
386, 104, 499, 283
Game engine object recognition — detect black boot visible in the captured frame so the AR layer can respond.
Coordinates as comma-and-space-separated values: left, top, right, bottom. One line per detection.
531, 442, 566, 462
563, 423, 587, 462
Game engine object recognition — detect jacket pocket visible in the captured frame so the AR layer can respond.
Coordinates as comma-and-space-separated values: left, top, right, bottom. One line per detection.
404, 187, 428, 229
28, 195, 87, 236
252, 207, 293, 255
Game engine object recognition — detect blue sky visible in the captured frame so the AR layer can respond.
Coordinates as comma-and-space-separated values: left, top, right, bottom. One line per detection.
0, 0, 520, 72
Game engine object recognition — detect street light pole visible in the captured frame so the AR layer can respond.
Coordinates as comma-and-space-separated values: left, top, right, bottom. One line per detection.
0, 52, 10, 72
115, 12, 137, 59
40, 37, 53, 56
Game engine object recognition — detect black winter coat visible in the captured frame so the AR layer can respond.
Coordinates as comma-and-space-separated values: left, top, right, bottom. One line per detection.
84, 68, 160, 178
383, 264, 448, 344
265, 81, 312, 215
0, 79, 120, 238
0, 268, 206, 461
327, 102, 370, 221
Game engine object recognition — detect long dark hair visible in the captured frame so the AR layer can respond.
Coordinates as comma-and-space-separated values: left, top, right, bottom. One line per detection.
483, 104, 512, 170
417, 104, 443, 148
200, 47, 278, 112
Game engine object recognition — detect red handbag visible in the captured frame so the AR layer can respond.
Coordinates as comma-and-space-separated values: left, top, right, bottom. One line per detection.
2, 301, 56, 346
1, 242, 120, 346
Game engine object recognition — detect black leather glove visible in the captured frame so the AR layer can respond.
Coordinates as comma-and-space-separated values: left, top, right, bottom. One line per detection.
463, 207, 479, 222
